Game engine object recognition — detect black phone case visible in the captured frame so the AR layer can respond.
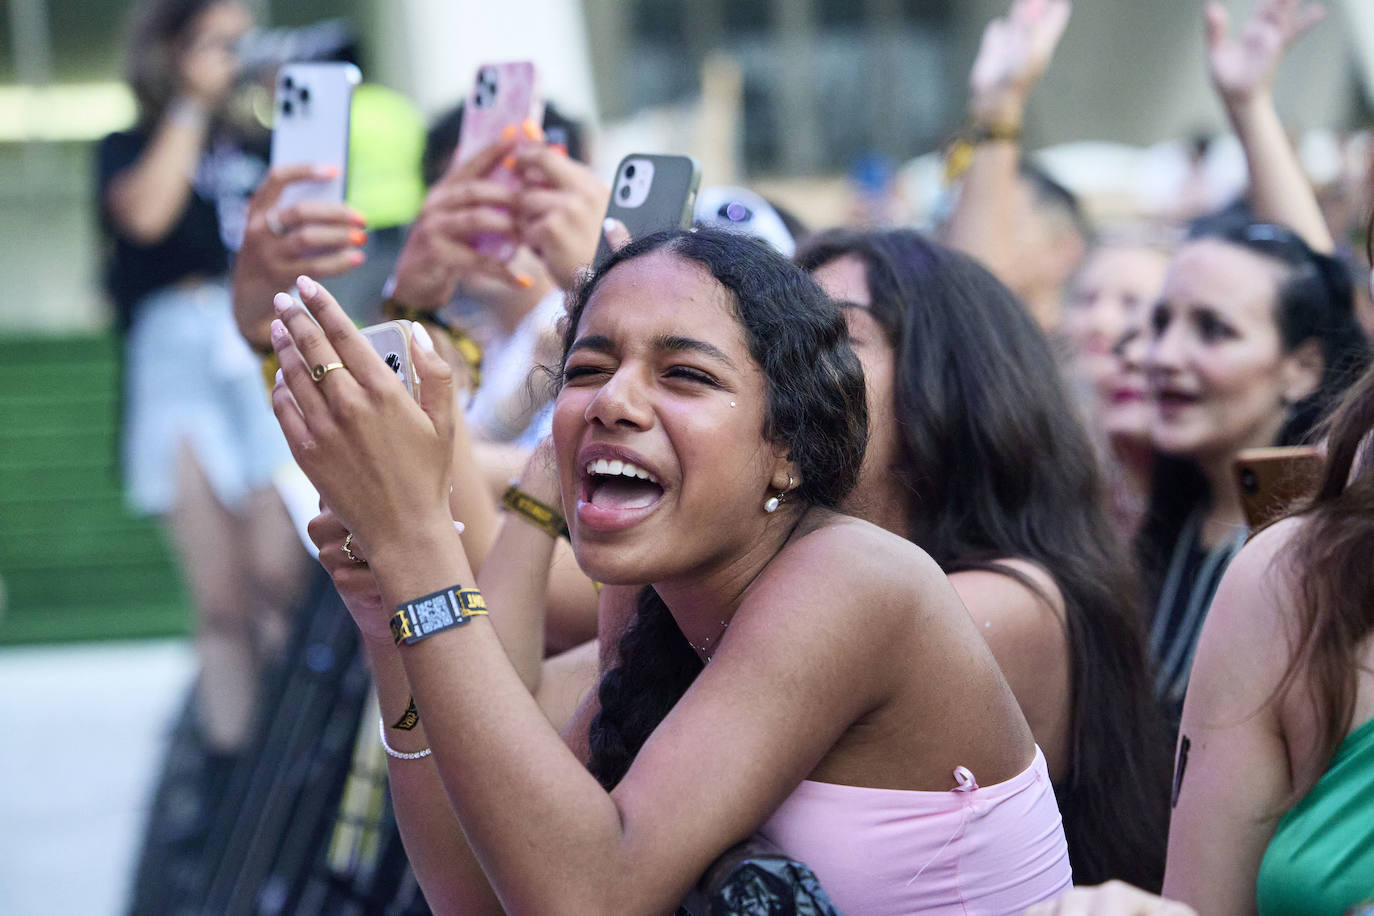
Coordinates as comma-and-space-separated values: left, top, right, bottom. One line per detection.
595, 154, 702, 265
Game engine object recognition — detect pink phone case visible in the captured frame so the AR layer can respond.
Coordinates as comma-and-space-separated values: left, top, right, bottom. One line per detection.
453, 61, 543, 261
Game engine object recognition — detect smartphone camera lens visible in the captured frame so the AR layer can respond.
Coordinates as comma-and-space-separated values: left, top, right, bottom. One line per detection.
283, 75, 294, 91
299, 87, 310, 103
624, 164, 636, 179
619, 184, 631, 200
281, 99, 293, 116
1240, 468, 1258, 494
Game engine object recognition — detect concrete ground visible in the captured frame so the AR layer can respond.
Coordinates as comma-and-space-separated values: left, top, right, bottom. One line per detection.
0, 639, 195, 916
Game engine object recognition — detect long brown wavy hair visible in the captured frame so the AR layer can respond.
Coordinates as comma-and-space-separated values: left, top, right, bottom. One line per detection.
1281, 352, 1374, 790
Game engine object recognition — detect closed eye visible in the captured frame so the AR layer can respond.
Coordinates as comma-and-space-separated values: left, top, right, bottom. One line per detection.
563, 364, 611, 382
665, 365, 720, 386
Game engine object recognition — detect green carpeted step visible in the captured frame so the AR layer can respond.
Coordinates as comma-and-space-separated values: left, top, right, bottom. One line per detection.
0, 332, 190, 644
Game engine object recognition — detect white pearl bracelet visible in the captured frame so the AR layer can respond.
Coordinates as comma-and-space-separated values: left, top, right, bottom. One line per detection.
378, 716, 432, 760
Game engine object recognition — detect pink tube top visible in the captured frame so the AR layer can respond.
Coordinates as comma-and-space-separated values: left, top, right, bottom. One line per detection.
758, 746, 1071, 915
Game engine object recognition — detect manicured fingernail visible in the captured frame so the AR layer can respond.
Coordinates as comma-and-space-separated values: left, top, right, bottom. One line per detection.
273, 292, 293, 315
453, 520, 466, 536
348, 209, 367, 227
502, 155, 516, 171
500, 124, 518, 141
349, 229, 367, 246
550, 143, 568, 156
603, 218, 619, 235
270, 318, 287, 341
348, 251, 366, 266
515, 274, 534, 289
521, 118, 542, 140
274, 368, 284, 387
296, 275, 318, 298
318, 165, 340, 179
411, 321, 435, 354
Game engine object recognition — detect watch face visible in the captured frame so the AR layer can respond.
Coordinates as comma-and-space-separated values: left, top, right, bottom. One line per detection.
410, 592, 457, 636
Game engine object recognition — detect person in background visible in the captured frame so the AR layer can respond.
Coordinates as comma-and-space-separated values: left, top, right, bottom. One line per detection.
1137, 0, 1367, 724
97, 0, 307, 764
799, 229, 1170, 889
1139, 219, 1366, 724
940, 0, 1087, 332
1164, 261, 1374, 911
1065, 238, 1172, 536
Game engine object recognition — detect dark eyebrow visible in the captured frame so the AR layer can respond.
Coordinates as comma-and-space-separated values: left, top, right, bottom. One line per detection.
653, 334, 739, 372
566, 332, 739, 372
567, 334, 616, 356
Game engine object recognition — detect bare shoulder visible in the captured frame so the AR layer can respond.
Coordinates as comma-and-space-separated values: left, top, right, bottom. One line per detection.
950, 559, 1066, 635
1183, 517, 1306, 730
743, 512, 964, 648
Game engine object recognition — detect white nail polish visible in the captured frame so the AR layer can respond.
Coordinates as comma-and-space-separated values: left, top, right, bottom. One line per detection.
411, 321, 435, 354
274, 368, 284, 387
603, 218, 618, 234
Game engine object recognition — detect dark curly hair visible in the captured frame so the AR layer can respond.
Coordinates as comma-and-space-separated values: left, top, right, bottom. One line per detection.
562, 228, 868, 790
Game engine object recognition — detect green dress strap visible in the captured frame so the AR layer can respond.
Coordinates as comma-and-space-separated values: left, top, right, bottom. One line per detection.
1257, 715, 1374, 915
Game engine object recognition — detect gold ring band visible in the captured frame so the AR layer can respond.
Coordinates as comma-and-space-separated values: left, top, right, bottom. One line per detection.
312, 361, 345, 382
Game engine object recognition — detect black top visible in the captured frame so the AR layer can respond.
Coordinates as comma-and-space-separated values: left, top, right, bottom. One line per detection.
1147, 510, 1248, 726
95, 128, 265, 330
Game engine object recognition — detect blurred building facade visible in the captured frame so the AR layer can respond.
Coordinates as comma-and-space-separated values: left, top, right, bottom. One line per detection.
0, 0, 1370, 331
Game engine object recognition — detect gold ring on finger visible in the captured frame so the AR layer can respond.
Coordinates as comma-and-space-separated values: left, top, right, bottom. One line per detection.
312, 361, 345, 382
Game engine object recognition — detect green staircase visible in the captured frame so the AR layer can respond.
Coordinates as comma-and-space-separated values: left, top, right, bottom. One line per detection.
0, 334, 190, 644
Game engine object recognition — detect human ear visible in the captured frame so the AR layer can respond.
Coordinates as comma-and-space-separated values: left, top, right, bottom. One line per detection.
1280, 338, 1324, 404
769, 448, 800, 494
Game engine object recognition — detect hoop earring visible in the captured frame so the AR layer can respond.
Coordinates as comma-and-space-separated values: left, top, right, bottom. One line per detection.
764, 475, 794, 513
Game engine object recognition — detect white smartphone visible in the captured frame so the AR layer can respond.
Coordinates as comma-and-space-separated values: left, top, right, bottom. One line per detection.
270, 61, 361, 211
360, 320, 419, 401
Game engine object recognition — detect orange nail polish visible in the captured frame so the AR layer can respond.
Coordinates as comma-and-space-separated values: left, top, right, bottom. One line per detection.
502, 155, 516, 171
550, 143, 568, 157
522, 119, 542, 141
500, 124, 518, 142
515, 274, 533, 289
348, 210, 367, 227
349, 229, 367, 247
349, 251, 366, 266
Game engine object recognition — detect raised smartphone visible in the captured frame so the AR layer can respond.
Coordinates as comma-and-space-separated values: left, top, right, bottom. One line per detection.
453, 61, 543, 261
1233, 445, 1324, 529
360, 320, 419, 401
270, 61, 361, 211
595, 154, 702, 264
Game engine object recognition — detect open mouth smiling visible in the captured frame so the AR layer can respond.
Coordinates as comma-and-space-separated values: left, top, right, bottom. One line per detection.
576, 450, 667, 533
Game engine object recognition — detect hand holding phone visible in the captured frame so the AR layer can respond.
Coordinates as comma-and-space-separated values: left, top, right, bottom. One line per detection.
453, 62, 544, 262
270, 62, 360, 211
594, 154, 702, 265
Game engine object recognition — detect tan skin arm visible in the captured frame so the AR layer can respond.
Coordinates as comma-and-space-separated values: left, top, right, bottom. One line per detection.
941, 0, 1070, 282
1162, 519, 1303, 912
107, 13, 244, 244
1206, 0, 1334, 253
270, 277, 1028, 914
950, 559, 1071, 780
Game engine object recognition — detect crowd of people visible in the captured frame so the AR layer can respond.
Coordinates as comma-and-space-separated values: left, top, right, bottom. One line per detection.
99, 0, 1374, 912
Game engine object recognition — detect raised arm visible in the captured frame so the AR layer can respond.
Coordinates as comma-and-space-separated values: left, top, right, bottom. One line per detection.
1162, 519, 1302, 912
1206, 0, 1334, 252
942, 0, 1071, 280
269, 277, 905, 913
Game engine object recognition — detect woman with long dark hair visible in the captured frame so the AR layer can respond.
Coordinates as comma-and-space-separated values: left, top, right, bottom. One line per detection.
1164, 316, 1374, 912
1138, 221, 1368, 724
797, 228, 1171, 890
271, 228, 1072, 913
